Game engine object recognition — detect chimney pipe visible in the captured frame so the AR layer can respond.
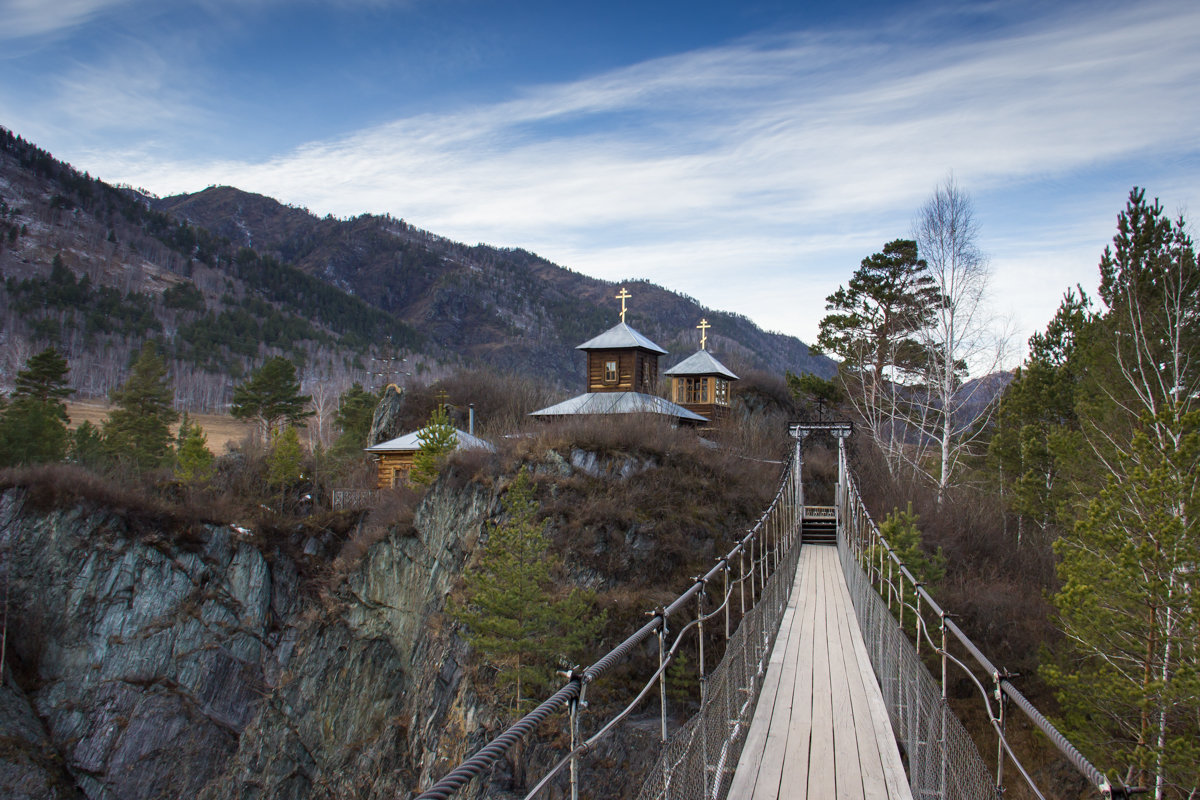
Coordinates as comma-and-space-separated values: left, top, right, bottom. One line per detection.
469, 404, 475, 436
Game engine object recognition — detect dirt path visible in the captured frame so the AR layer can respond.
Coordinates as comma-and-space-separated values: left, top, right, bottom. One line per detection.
66, 402, 255, 453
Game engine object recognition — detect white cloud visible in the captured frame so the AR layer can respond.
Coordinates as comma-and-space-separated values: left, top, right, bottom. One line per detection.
0, 0, 133, 40
77, 0, 1200, 352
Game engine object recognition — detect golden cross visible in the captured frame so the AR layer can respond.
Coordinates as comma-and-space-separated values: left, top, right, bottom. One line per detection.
615, 287, 632, 323
697, 318, 711, 350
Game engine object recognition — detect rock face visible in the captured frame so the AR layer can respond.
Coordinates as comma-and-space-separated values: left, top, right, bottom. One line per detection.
0, 474, 498, 800
368, 385, 406, 446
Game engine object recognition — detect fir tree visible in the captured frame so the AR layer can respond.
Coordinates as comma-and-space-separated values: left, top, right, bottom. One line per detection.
452, 469, 605, 711
330, 382, 378, 458
409, 405, 457, 486
103, 342, 178, 471
69, 420, 106, 470
174, 414, 214, 484
266, 426, 304, 510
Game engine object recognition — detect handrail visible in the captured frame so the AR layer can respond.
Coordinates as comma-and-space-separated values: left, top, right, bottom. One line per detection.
839, 468, 1130, 798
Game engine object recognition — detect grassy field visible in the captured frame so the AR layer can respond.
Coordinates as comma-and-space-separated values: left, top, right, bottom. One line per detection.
66, 402, 255, 453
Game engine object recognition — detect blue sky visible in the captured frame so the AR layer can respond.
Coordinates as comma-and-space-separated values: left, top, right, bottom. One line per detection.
2, 0, 1198, 366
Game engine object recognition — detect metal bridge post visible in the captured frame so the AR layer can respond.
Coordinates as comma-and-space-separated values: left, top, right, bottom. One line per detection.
696, 582, 710, 798
994, 673, 1007, 796
657, 610, 670, 797
758, 525, 768, 596
738, 548, 746, 619
940, 611, 949, 800
887, 557, 894, 615
749, 532, 758, 603
568, 671, 584, 800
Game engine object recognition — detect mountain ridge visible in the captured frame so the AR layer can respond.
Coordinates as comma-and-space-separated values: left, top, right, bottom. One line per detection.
153, 184, 833, 386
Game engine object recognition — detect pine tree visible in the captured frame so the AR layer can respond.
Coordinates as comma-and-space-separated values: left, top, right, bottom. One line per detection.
452, 469, 605, 711
231, 356, 313, 442
409, 405, 457, 486
815, 239, 938, 478
0, 347, 74, 467
103, 342, 179, 471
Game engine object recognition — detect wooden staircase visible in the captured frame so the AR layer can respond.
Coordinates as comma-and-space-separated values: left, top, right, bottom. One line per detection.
801, 507, 837, 546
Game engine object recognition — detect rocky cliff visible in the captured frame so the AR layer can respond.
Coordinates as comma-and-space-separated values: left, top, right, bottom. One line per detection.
0, 474, 501, 799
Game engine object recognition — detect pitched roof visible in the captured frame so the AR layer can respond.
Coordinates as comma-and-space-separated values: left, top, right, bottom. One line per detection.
528, 391, 707, 422
663, 350, 739, 380
365, 427, 495, 453
575, 322, 668, 354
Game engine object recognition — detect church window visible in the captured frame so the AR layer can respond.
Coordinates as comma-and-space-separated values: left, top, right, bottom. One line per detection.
678, 377, 708, 404
605, 360, 618, 383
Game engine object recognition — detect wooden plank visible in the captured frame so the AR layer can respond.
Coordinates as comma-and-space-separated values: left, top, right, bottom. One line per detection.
841, 575, 914, 800
828, 551, 892, 800
729, 562, 804, 797
805, 549, 837, 798
777, 547, 819, 797
750, 558, 808, 799
824, 549, 867, 800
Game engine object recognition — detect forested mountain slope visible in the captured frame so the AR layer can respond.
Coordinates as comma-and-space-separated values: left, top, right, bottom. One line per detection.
155, 186, 832, 385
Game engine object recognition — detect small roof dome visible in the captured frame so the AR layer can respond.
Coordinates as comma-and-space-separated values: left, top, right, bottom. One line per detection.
664, 350, 739, 380
576, 322, 668, 354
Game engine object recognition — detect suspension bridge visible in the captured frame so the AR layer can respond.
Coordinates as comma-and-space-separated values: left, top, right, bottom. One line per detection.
416, 423, 1133, 800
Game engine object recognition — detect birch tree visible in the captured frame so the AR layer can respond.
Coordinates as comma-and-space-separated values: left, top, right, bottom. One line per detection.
913, 176, 1007, 500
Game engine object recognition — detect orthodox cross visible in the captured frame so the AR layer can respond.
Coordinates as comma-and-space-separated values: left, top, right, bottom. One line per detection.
697, 318, 711, 350
615, 287, 631, 323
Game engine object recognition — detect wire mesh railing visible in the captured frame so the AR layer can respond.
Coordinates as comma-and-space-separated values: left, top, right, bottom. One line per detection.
837, 466, 1134, 799
633, 501, 803, 800
415, 439, 805, 800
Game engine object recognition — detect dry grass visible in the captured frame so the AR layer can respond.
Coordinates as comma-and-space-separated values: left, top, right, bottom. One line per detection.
65, 401, 254, 453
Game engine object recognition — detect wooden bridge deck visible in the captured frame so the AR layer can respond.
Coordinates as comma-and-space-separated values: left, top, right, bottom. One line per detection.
729, 546, 913, 800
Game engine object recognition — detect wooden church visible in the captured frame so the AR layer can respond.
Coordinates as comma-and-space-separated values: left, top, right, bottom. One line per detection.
529, 288, 707, 424
664, 319, 739, 423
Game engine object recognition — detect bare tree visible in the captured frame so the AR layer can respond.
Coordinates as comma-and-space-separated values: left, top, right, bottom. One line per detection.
912, 176, 1009, 501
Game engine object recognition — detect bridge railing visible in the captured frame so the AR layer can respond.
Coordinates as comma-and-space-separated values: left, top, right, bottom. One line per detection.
416, 447, 804, 800
837, 469, 1132, 799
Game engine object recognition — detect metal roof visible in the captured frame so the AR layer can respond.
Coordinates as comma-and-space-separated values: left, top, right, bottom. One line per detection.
663, 350, 739, 380
365, 427, 496, 453
529, 391, 707, 422
575, 322, 668, 354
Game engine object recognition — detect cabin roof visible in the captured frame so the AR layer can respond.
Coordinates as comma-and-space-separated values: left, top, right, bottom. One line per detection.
576, 322, 668, 354
529, 391, 707, 422
365, 427, 496, 453
663, 350, 739, 380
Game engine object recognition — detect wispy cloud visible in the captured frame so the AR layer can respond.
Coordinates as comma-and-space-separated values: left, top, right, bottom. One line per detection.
76, 0, 1200, 351
0, 0, 133, 40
